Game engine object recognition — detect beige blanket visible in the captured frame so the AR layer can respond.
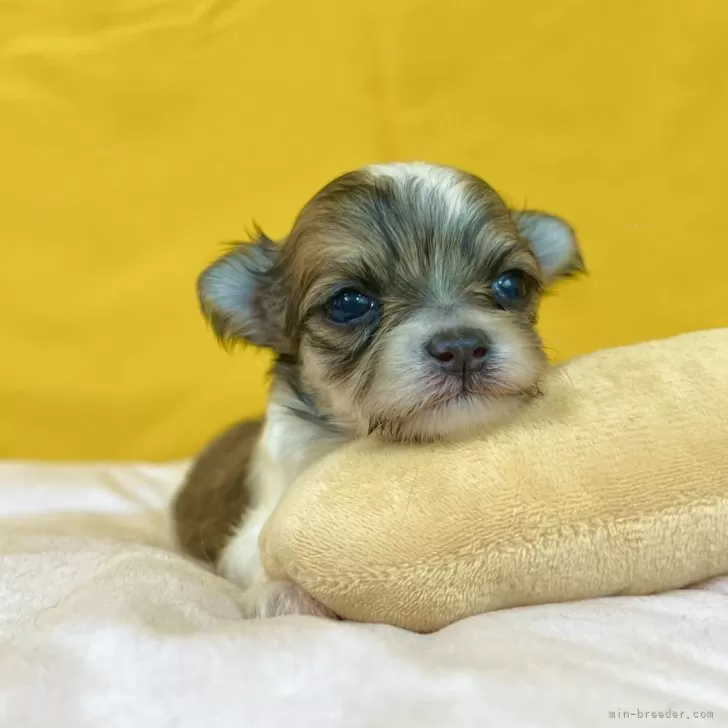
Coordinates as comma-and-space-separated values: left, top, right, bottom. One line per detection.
1, 461, 727, 727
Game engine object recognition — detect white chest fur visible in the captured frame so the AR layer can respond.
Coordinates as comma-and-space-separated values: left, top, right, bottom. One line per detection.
217, 403, 345, 588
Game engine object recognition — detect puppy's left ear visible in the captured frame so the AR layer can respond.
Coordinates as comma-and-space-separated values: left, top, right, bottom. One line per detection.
512, 211, 585, 286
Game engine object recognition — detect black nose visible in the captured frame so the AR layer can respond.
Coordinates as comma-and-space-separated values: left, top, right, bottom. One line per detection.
425, 328, 490, 374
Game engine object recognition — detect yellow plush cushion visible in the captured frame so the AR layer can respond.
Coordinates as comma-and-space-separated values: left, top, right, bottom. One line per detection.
1, 3, 728, 461
261, 328, 728, 633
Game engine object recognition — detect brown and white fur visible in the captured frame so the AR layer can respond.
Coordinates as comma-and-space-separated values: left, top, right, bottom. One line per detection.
172, 162, 584, 619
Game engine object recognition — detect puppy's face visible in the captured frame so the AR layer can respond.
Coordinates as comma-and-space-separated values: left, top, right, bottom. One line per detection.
199, 163, 584, 442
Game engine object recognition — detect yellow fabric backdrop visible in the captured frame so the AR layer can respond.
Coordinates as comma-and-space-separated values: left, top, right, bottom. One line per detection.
1, 1, 726, 461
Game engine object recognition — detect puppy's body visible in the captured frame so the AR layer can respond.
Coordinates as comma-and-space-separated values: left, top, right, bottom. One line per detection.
174, 384, 348, 617
173, 162, 584, 618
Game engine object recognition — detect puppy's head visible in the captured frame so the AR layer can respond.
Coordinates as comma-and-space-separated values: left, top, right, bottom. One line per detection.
199, 162, 584, 442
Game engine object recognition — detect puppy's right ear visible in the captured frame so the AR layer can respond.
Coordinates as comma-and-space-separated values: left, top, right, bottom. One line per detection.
512, 210, 585, 287
197, 232, 285, 349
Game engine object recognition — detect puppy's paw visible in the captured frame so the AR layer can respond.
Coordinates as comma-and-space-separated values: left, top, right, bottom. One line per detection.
239, 579, 339, 620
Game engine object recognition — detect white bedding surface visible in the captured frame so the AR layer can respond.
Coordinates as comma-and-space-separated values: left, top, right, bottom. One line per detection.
0, 461, 727, 728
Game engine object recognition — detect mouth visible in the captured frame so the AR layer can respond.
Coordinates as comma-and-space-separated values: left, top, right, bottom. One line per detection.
440, 370, 496, 397
412, 380, 493, 415
428, 367, 534, 407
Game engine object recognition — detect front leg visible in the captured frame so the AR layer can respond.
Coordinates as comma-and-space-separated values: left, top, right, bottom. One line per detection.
219, 506, 338, 620
237, 579, 339, 620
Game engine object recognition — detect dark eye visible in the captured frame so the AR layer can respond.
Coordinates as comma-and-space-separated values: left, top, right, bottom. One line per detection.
326, 289, 379, 324
492, 270, 529, 304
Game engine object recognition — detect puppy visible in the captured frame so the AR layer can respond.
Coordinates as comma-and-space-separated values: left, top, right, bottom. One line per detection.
173, 162, 584, 619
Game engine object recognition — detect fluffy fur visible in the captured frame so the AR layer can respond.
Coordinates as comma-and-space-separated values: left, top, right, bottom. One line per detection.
173, 161, 584, 618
